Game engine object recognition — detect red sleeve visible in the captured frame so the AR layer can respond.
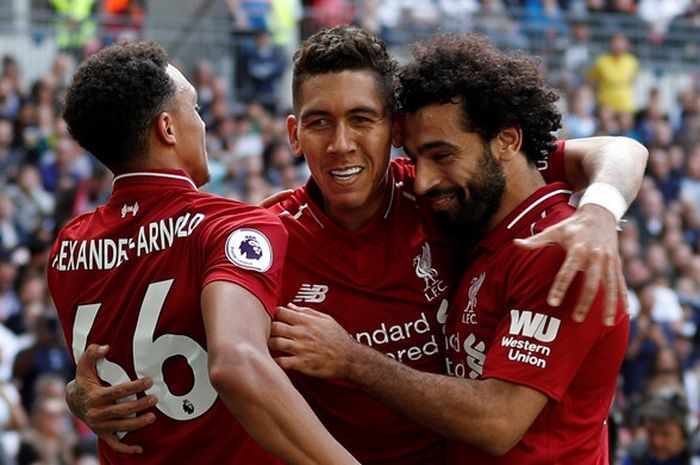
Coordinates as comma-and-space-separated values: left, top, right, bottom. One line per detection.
481, 245, 608, 401
200, 209, 288, 318
540, 140, 566, 184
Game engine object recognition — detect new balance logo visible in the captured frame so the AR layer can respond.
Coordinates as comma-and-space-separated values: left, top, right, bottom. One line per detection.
293, 284, 329, 303
508, 310, 561, 343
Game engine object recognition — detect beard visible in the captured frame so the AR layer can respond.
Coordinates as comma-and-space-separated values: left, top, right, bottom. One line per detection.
428, 146, 506, 244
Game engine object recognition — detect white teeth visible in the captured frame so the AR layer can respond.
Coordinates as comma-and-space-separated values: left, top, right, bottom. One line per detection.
330, 167, 362, 177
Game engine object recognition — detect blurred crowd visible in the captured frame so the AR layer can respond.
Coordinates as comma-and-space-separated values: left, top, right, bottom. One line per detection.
0, 1, 699, 464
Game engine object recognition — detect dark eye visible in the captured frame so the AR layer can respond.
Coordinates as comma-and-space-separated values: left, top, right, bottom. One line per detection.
351, 115, 372, 125
307, 118, 328, 128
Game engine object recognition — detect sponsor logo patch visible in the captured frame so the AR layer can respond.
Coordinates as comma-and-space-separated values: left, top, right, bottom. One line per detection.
225, 228, 272, 272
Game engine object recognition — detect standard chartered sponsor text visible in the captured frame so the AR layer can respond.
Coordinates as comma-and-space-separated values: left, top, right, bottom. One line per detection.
355, 312, 439, 363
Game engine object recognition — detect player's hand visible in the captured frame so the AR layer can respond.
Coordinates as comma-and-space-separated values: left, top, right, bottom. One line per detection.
68, 344, 158, 454
514, 203, 627, 326
269, 303, 358, 379
258, 189, 294, 208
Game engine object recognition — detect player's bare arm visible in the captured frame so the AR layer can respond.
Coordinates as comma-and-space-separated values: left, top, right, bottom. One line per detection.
270, 304, 548, 456
516, 136, 648, 324
202, 281, 359, 465
65, 344, 157, 454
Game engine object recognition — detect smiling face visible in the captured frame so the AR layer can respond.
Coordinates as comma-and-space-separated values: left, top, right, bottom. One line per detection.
402, 102, 505, 237
288, 70, 393, 231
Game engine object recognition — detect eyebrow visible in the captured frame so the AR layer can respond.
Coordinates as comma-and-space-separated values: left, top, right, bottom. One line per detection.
299, 105, 384, 120
416, 140, 459, 154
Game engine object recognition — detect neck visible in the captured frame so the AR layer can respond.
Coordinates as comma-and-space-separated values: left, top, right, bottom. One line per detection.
486, 159, 546, 231
319, 174, 389, 232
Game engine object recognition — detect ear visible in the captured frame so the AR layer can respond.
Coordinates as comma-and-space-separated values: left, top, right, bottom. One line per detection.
286, 115, 303, 159
491, 126, 522, 162
391, 117, 402, 148
155, 111, 176, 146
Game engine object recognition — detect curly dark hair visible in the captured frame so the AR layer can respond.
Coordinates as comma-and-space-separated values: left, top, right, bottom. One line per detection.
291, 25, 398, 115
398, 33, 561, 165
62, 41, 176, 172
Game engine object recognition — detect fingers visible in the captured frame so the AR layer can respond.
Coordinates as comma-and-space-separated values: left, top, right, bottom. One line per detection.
86, 394, 157, 424
601, 257, 619, 326
77, 344, 109, 377
93, 378, 155, 405
273, 355, 302, 371
258, 189, 294, 208
100, 433, 144, 455
514, 227, 558, 250
269, 335, 296, 354
617, 258, 630, 314
92, 409, 157, 434
547, 248, 583, 308
571, 248, 603, 322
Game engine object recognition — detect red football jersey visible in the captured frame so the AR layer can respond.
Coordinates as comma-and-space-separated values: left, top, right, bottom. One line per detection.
47, 170, 287, 465
445, 183, 629, 465
271, 158, 459, 465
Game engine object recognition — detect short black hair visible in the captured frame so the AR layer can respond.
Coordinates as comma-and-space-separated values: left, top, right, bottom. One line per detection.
398, 33, 561, 165
291, 25, 397, 116
63, 41, 176, 171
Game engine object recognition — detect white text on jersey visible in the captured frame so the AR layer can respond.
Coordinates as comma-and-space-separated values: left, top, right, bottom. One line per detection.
52, 212, 205, 272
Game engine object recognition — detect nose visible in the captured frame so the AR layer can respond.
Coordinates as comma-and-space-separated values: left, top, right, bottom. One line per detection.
413, 158, 441, 196
328, 122, 355, 155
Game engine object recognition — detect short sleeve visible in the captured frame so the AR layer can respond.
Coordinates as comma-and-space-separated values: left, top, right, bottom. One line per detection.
540, 139, 566, 184
200, 209, 288, 317
482, 246, 606, 401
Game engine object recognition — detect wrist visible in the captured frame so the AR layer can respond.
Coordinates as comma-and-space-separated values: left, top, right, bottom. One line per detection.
578, 182, 628, 224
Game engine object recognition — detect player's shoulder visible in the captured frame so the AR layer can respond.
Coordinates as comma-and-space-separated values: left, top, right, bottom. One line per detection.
192, 192, 282, 224
390, 157, 416, 182
270, 185, 307, 216
53, 209, 99, 241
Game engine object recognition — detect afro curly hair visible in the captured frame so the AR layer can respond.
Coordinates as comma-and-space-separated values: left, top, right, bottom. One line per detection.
62, 41, 176, 172
398, 33, 561, 165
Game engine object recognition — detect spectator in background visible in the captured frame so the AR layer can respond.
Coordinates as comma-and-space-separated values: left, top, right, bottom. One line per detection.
561, 19, 594, 89
49, 0, 100, 61
101, 0, 144, 44
238, 29, 286, 114
1, 56, 23, 97
622, 392, 700, 465
680, 143, 700, 224
0, 118, 24, 185
637, 0, 691, 45
588, 33, 639, 125
0, 375, 27, 465
5, 165, 54, 243
473, 0, 529, 50
226, 0, 271, 31
0, 255, 20, 327
636, 186, 668, 244
0, 77, 20, 121
12, 314, 74, 413
17, 395, 76, 465
562, 84, 597, 138
648, 145, 682, 204
0, 193, 30, 259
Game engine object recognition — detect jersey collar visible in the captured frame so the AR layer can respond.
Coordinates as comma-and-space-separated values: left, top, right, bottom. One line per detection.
476, 182, 572, 254
112, 169, 199, 191
299, 169, 396, 242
